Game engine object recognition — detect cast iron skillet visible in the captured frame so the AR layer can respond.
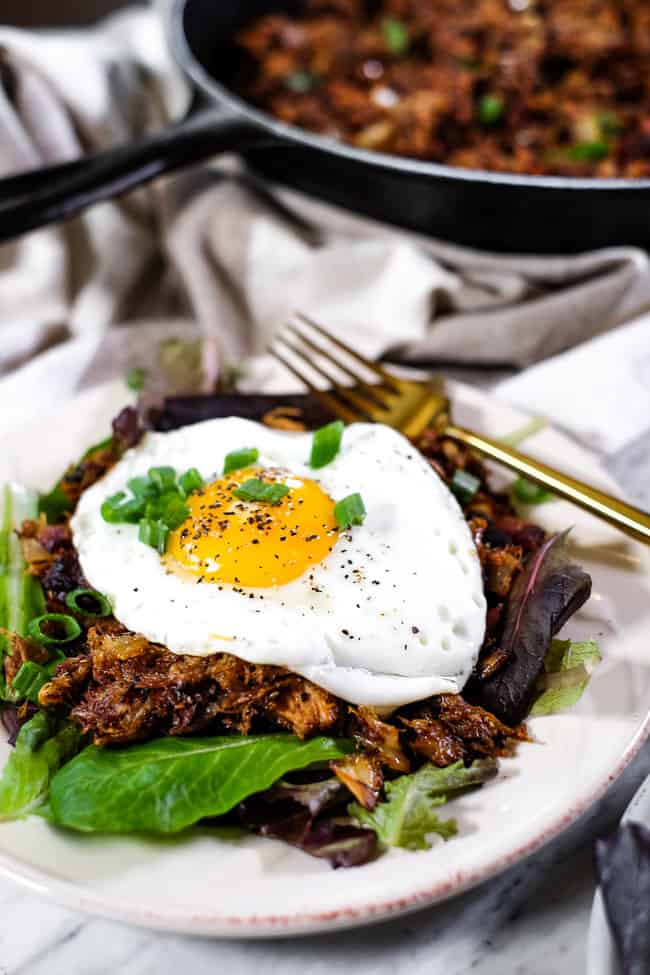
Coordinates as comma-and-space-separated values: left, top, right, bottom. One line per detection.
1, 0, 650, 253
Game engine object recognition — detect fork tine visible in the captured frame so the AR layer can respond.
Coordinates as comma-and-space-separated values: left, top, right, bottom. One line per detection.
275, 335, 378, 421
269, 347, 358, 424
284, 323, 394, 409
295, 312, 402, 392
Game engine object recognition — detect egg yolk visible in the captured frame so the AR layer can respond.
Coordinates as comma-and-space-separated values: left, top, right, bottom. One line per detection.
167, 468, 339, 587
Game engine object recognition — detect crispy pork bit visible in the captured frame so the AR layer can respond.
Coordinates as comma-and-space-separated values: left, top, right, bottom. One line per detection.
39, 622, 342, 747
400, 716, 465, 768
331, 753, 384, 809
2, 631, 49, 687
351, 706, 410, 773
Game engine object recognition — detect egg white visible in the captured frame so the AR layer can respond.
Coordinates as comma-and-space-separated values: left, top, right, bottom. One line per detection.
72, 418, 486, 709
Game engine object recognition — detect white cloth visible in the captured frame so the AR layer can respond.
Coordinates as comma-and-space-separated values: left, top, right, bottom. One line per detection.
0, 6, 649, 457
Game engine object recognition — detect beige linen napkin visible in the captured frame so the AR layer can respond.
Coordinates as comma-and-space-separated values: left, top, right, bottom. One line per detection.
0, 6, 649, 447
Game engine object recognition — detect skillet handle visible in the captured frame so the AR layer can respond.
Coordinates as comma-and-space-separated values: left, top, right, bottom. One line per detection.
0, 107, 265, 243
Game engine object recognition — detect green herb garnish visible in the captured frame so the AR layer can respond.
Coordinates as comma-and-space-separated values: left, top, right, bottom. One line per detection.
224, 448, 260, 475
138, 519, 169, 555
125, 367, 147, 392
27, 613, 81, 648
101, 465, 203, 552
334, 492, 366, 529
381, 16, 410, 56
511, 477, 555, 505
65, 588, 112, 619
233, 479, 290, 506
450, 469, 480, 504
566, 140, 609, 162
478, 94, 505, 125
178, 467, 204, 496
12, 660, 61, 705
285, 70, 317, 94
309, 421, 344, 469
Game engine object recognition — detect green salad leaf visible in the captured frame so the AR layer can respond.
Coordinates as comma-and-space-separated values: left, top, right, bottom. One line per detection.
350, 759, 497, 851
530, 638, 602, 716
0, 484, 46, 698
0, 712, 82, 821
49, 734, 351, 834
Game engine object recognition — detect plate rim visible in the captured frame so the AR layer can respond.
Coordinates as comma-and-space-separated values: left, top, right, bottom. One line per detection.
1, 378, 648, 938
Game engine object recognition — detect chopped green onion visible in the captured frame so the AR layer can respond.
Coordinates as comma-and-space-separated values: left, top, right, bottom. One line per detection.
65, 588, 112, 619
100, 493, 145, 524
284, 70, 317, 94
309, 421, 344, 470
566, 140, 608, 162
382, 16, 410, 56
224, 448, 260, 475
178, 468, 204, 496
450, 469, 481, 504
148, 467, 177, 491
156, 495, 190, 530
511, 477, 555, 505
125, 367, 147, 392
127, 476, 157, 499
596, 111, 622, 137
334, 492, 367, 530
138, 519, 169, 554
11, 661, 51, 704
478, 94, 504, 125
27, 613, 81, 647
233, 479, 290, 506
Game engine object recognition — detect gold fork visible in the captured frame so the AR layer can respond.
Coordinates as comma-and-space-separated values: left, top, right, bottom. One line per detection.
269, 313, 650, 546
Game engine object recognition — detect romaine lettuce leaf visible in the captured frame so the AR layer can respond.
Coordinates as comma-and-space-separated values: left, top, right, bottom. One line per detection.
349, 759, 497, 851
49, 734, 351, 833
529, 638, 602, 716
0, 484, 46, 699
0, 712, 82, 821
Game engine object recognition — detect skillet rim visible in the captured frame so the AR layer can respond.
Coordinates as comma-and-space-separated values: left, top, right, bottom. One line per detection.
170, 0, 650, 194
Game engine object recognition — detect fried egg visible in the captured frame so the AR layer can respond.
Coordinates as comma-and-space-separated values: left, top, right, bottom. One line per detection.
72, 418, 486, 709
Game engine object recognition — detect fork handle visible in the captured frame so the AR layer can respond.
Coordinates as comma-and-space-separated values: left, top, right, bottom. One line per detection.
444, 423, 650, 546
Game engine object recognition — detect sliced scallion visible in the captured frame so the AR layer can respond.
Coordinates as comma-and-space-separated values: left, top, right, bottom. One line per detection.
511, 477, 555, 505
148, 467, 177, 491
309, 421, 344, 470
138, 519, 169, 554
450, 469, 481, 504
125, 367, 147, 392
478, 94, 504, 125
334, 492, 366, 529
233, 479, 290, 506
11, 661, 50, 704
65, 588, 112, 619
27, 613, 81, 647
382, 16, 409, 56
178, 467, 204, 496
224, 448, 260, 475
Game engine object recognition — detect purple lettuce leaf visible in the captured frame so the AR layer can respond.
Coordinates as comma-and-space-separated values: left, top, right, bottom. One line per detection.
238, 777, 378, 868
153, 394, 332, 432
595, 823, 650, 975
1, 703, 38, 748
470, 531, 592, 726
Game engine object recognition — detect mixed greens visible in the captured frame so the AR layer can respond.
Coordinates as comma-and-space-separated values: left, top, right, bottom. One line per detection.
0, 411, 600, 868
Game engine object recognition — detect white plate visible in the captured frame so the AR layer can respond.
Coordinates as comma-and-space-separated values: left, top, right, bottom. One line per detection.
0, 379, 648, 938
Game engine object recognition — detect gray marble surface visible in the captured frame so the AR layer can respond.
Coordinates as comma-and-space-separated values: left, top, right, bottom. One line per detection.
0, 425, 648, 975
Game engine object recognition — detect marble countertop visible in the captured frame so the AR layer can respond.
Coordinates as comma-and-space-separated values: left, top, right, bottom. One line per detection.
1, 426, 648, 975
